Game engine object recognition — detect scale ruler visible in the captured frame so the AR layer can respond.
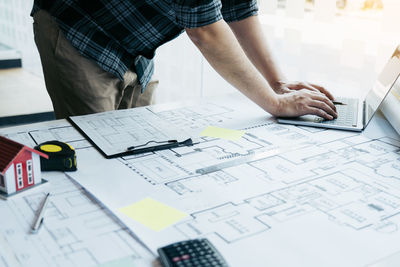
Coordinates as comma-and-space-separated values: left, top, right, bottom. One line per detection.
196, 143, 310, 175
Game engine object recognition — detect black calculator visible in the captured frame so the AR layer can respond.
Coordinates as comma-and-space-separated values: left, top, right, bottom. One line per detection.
157, 238, 229, 267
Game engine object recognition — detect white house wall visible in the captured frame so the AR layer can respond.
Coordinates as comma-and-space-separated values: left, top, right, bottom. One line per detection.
32, 153, 41, 185
4, 164, 16, 194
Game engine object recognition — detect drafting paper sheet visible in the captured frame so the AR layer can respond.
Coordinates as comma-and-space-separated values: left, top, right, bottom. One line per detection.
64, 96, 400, 267
0, 122, 154, 267
69, 107, 195, 157
3, 96, 400, 267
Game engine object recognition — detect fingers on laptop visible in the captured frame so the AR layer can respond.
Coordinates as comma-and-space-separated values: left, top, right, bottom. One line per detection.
278, 81, 335, 102
309, 83, 335, 101
303, 90, 338, 120
308, 107, 334, 120
288, 82, 335, 101
311, 92, 337, 112
309, 100, 338, 120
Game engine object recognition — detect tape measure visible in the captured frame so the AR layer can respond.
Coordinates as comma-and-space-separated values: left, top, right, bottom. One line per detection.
35, 141, 77, 172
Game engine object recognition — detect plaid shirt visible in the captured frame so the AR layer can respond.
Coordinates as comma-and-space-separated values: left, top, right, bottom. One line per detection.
31, 0, 258, 91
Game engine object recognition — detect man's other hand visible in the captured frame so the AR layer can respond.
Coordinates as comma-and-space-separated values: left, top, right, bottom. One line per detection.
273, 81, 335, 101
273, 89, 338, 120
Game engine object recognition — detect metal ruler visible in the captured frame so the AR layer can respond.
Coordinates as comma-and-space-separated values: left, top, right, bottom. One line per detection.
196, 143, 309, 175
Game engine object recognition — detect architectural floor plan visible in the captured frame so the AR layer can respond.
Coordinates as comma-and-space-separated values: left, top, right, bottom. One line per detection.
2, 95, 400, 266
0, 122, 153, 267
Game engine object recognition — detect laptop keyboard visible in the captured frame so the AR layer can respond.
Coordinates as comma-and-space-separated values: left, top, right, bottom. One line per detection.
317, 97, 359, 127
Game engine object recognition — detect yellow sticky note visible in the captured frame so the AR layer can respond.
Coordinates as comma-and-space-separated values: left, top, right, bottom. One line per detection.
200, 126, 245, 141
118, 198, 187, 231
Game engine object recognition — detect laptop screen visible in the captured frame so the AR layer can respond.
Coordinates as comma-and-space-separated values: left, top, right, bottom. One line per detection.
365, 46, 400, 125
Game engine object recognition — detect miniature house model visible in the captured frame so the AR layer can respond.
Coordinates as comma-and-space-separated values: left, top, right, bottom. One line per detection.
0, 136, 48, 196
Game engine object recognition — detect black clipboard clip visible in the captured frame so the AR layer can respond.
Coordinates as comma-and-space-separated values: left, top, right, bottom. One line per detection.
125, 138, 193, 156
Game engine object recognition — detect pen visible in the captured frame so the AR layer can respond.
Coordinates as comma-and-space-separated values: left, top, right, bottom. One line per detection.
31, 193, 50, 234
126, 138, 193, 155
127, 140, 178, 151
333, 101, 347, 105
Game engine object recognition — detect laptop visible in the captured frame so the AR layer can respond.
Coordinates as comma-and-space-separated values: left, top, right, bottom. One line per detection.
277, 45, 400, 132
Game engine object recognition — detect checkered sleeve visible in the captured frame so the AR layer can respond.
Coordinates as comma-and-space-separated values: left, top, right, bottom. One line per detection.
172, 0, 223, 28
221, 0, 258, 23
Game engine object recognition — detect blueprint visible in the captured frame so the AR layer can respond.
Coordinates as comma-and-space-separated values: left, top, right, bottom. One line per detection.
65, 96, 400, 267
0, 122, 153, 267
2, 95, 400, 266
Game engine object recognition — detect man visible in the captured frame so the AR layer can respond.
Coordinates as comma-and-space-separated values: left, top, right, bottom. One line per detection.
31, 0, 338, 120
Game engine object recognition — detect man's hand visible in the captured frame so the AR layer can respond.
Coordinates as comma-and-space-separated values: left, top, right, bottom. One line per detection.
272, 89, 338, 120
273, 81, 335, 101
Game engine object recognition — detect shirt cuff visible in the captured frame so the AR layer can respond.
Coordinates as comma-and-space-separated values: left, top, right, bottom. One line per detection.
221, 0, 259, 23
173, 0, 223, 28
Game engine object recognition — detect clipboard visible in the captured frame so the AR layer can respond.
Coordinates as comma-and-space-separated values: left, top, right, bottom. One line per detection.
67, 108, 193, 159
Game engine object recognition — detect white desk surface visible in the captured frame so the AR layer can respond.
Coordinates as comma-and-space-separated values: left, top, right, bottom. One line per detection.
1, 93, 400, 267
0, 68, 53, 117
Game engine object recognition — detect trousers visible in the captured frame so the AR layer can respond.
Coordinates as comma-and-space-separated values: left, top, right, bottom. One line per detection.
33, 10, 158, 119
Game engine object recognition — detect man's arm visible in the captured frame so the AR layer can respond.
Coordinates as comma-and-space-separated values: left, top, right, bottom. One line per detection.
228, 15, 335, 100
186, 20, 337, 119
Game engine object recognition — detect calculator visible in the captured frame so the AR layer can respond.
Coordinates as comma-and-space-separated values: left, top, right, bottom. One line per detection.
157, 238, 229, 267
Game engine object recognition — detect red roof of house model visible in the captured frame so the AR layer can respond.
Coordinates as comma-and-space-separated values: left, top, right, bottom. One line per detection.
0, 136, 48, 175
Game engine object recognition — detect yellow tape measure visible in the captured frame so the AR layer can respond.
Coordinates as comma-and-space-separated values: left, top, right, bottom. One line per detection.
35, 141, 77, 172
40, 144, 62, 152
